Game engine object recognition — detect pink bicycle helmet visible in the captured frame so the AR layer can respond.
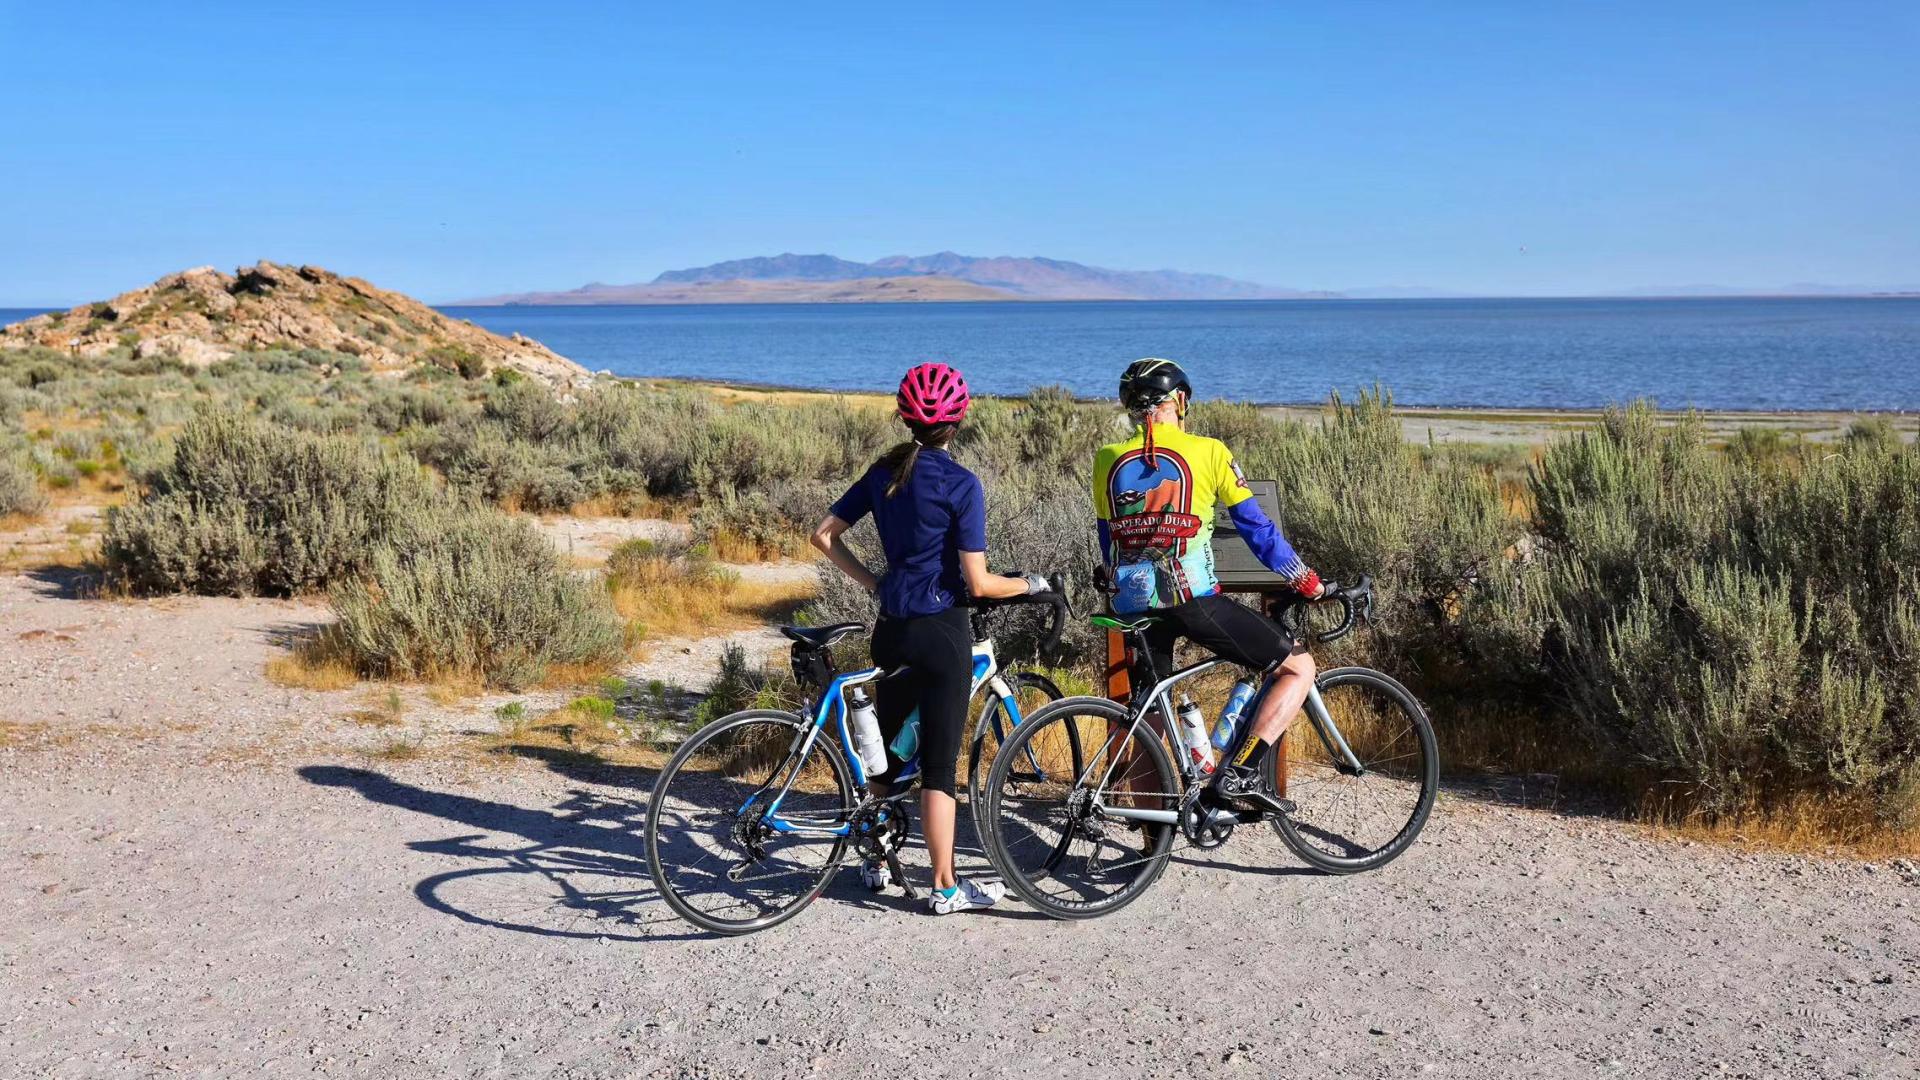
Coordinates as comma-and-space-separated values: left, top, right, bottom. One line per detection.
896, 362, 971, 424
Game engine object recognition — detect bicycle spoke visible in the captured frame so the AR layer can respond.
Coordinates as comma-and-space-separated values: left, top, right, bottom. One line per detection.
1273, 673, 1437, 873
983, 701, 1179, 918
647, 713, 856, 933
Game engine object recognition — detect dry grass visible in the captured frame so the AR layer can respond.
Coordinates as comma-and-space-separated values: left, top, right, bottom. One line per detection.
0, 493, 109, 572
1380, 692, 1916, 858
617, 574, 814, 640
476, 699, 675, 772
346, 687, 407, 728
562, 493, 694, 522
532, 659, 630, 689
705, 527, 812, 563
265, 649, 359, 692
264, 624, 505, 703
426, 680, 483, 707
369, 738, 424, 761
46, 473, 127, 505
1640, 790, 1920, 859
0, 538, 98, 573
0, 720, 54, 748
689, 382, 893, 411
1431, 702, 1619, 789
607, 544, 816, 643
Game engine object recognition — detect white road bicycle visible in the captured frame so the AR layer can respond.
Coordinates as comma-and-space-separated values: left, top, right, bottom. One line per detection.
978, 577, 1439, 921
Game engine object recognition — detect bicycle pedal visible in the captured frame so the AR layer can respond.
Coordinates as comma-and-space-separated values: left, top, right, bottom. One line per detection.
886, 852, 919, 900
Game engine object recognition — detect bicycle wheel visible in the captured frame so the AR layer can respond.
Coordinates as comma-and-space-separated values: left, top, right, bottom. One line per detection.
982, 696, 1177, 920
644, 709, 857, 934
965, 671, 1067, 827
1267, 667, 1437, 875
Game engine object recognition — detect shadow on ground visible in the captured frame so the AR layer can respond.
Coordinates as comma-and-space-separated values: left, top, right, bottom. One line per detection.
22, 566, 99, 600
260, 619, 335, 652
298, 760, 1052, 943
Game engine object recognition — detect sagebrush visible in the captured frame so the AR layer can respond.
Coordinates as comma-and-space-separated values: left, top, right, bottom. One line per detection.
20, 340, 1917, 830
328, 511, 625, 690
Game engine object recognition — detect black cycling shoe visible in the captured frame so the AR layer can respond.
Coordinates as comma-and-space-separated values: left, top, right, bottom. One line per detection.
1211, 763, 1297, 817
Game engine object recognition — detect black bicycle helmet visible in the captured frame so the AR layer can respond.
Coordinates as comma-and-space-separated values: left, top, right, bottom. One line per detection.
1118, 357, 1193, 411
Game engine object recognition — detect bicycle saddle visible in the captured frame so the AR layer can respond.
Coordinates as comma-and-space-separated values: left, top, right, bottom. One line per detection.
1090, 613, 1160, 633
779, 623, 866, 649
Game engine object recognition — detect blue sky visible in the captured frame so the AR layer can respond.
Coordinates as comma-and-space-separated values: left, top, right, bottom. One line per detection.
1, 2, 1915, 305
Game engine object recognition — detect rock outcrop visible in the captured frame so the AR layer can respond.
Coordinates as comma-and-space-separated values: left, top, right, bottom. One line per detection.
1, 262, 588, 386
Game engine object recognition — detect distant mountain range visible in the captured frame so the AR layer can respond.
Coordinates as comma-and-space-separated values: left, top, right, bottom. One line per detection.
450, 255, 1920, 306
491, 275, 1016, 305
456, 252, 1341, 304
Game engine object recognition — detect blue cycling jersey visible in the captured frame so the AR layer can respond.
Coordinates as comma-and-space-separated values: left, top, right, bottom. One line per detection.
829, 448, 987, 619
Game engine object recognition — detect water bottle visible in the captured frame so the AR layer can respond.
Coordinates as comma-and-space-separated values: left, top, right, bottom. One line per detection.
846, 687, 889, 775
1175, 695, 1215, 774
888, 707, 922, 760
1211, 678, 1258, 753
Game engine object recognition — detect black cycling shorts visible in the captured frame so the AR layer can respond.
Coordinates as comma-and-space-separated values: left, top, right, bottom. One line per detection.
869, 605, 972, 797
1139, 593, 1298, 680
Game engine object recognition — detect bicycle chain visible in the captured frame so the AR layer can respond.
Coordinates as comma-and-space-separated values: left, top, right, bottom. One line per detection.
1052, 789, 1199, 877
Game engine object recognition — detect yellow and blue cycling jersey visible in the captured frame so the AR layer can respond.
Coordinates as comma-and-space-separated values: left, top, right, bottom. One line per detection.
1092, 422, 1313, 613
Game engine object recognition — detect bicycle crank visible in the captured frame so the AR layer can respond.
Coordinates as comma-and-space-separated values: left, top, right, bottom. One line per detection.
1178, 786, 1238, 849
851, 799, 919, 900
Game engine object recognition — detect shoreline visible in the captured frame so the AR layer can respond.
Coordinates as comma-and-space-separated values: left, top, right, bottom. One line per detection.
436, 293, 1920, 307
13, 294, 1920, 315
641, 375, 1920, 445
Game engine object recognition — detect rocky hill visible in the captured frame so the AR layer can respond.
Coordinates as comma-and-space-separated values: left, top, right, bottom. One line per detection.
2, 262, 589, 385
462, 251, 1338, 304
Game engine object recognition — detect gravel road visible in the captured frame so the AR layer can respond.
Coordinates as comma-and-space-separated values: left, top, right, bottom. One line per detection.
1, 571, 1915, 1079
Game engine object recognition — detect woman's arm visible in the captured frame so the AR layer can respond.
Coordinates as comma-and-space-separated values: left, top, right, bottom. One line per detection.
810, 514, 879, 596
959, 550, 1037, 600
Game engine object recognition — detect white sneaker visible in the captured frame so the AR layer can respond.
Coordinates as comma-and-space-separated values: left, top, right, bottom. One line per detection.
859, 859, 896, 892
927, 877, 1005, 915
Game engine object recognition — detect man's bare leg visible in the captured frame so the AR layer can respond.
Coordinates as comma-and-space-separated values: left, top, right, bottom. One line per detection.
1244, 646, 1316, 747
1216, 646, 1315, 810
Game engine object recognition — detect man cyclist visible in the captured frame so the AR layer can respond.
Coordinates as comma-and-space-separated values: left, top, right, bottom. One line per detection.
1092, 358, 1326, 813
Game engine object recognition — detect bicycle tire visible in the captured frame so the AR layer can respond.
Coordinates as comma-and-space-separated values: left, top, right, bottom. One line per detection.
1267, 667, 1437, 875
644, 709, 857, 935
965, 671, 1068, 841
982, 696, 1178, 921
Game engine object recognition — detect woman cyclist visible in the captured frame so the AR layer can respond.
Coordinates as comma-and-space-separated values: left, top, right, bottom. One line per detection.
810, 362, 1049, 915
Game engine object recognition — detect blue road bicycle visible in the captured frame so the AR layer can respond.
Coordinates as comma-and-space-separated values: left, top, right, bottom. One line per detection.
644, 584, 1071, 935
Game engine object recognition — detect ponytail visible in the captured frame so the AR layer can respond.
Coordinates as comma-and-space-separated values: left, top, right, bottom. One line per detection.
881, 441, 921, 498
880, 421, 958, 498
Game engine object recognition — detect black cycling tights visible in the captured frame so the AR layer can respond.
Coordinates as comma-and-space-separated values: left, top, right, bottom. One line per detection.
870, 606, 972, 798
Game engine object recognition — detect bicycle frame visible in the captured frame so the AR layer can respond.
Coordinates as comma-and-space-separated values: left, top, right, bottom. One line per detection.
1088, 659, 1367, 828
752, 638, 1022, 835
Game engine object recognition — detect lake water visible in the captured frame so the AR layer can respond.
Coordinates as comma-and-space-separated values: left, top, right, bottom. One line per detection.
441, 298, 1920, 412
9, 298, 1919, 411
